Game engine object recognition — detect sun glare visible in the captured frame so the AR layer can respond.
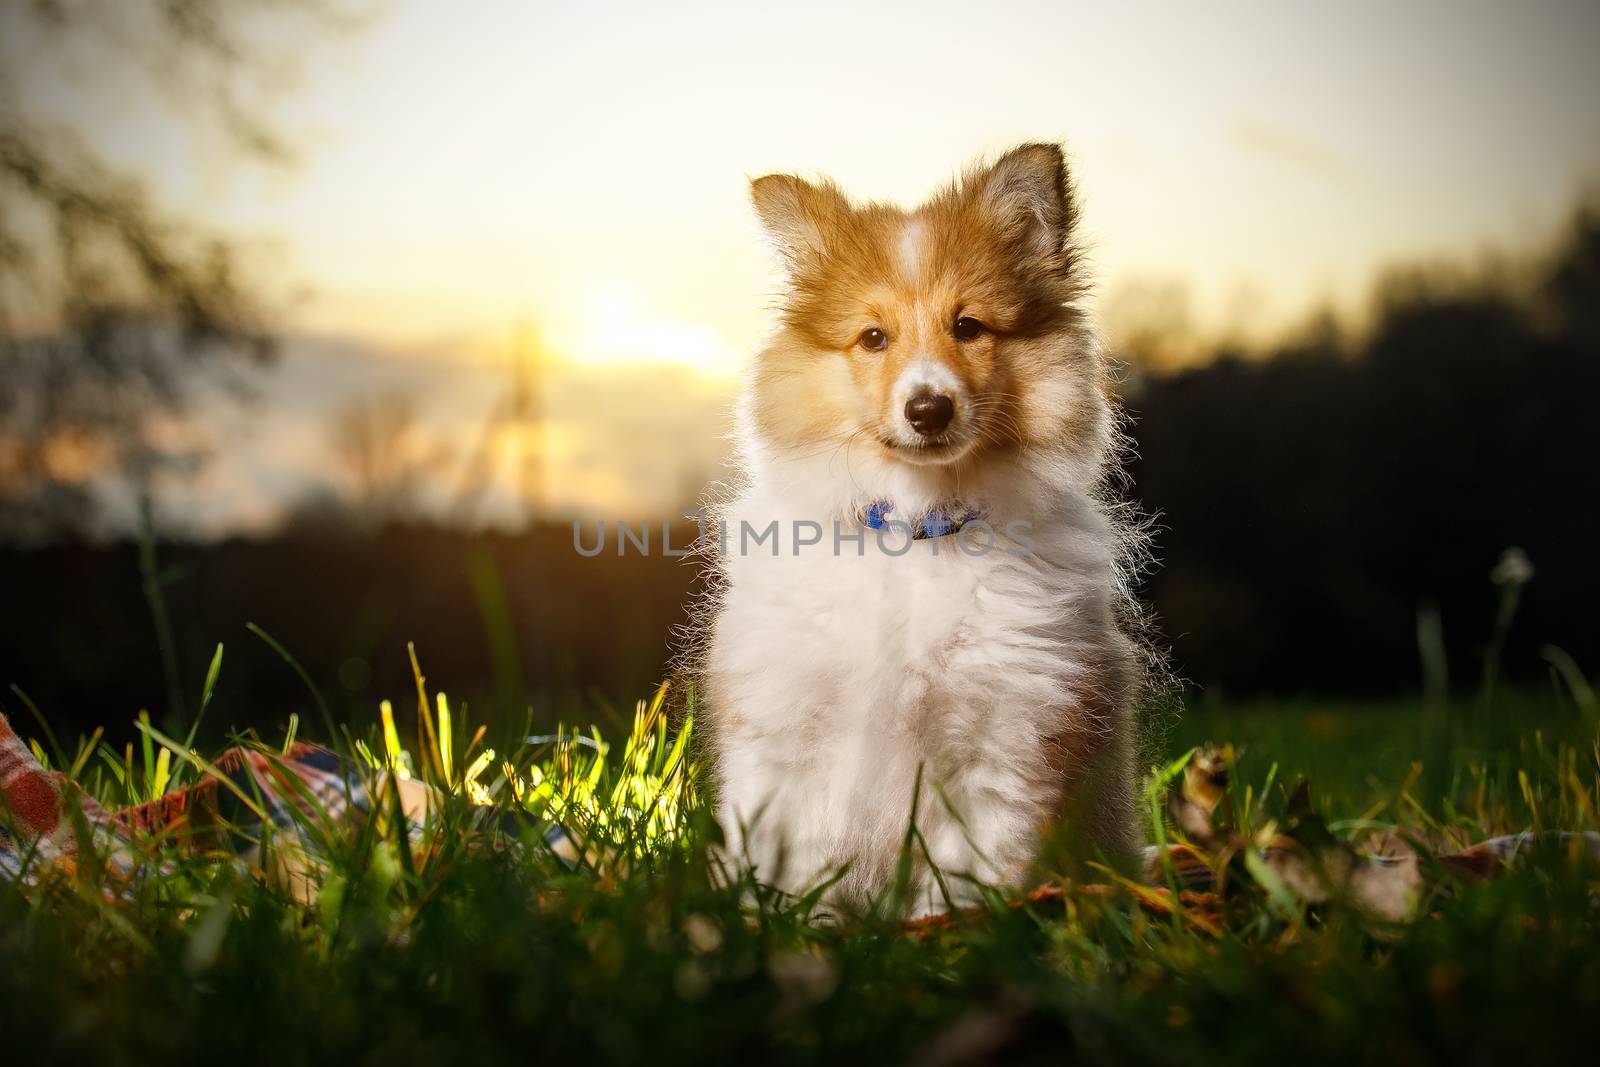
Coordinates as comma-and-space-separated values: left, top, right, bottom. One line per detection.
558, 285, 743, 380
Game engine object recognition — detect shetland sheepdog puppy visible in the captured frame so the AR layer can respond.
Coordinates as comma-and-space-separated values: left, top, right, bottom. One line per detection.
700, 144, 1144, 917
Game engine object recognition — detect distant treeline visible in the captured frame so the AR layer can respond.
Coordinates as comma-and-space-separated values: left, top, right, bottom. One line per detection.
2, 211, 1596, 738
1125, 206, 1599, 698
0, 525, 705, 743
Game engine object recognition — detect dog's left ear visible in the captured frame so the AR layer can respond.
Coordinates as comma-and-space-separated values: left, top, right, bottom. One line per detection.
975, 143, 1075, 262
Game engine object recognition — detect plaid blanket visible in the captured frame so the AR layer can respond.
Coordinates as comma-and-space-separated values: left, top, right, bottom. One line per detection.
4, 711, 1596, 924
0, 709, 384, 888
0, 710, 585, 898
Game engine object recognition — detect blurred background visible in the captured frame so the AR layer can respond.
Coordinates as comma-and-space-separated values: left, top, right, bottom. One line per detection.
2, 0, 1597, 742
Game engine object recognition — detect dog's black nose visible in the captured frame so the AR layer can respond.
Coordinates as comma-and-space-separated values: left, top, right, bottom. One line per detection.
905, 392, 954, 436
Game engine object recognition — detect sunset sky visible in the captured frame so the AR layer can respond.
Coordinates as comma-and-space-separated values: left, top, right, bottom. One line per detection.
11, 0, 1600, 527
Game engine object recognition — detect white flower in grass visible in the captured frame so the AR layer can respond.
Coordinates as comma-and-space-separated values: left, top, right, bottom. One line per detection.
1491, 547, 1534, 588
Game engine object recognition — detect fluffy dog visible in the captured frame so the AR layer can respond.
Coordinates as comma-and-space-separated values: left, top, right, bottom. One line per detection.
700, 144, 1146, 916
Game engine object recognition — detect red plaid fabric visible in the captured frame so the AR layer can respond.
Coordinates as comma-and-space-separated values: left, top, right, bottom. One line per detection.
0, 710, 62, 840
0, 710, 381, 888
0, 711, 118, 877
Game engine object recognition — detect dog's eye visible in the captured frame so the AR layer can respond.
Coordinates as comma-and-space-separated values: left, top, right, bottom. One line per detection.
858, 327, 888, 352
953, 316, 986, 341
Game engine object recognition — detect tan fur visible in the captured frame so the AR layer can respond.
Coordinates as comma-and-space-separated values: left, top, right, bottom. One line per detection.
748, 145, 1101, 473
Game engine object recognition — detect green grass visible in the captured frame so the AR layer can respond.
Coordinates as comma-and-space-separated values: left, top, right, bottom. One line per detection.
1169, 688, 1593, 814
4, 652, 1600, 1064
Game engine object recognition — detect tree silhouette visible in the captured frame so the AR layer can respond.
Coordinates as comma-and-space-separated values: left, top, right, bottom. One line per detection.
0, 0, 357, 540
1124, 204, 1600, 694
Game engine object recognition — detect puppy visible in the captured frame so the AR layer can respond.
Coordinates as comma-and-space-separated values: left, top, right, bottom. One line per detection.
700, 144, 1144, 916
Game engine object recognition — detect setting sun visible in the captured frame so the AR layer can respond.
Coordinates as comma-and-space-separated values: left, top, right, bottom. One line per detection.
560, 284, 744, 379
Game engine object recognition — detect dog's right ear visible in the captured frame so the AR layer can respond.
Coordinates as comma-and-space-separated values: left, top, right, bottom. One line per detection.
750, 173, 847, 276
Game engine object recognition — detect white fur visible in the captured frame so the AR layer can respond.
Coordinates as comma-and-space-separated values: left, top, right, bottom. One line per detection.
704, 376, 1135, 916
896, 217, 926, 279
892, 357, 961, 402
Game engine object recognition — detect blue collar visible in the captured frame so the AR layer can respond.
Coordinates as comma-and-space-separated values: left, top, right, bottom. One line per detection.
864, 502, 982, 540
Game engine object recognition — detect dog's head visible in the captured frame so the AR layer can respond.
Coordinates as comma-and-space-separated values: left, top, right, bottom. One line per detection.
748, 144, 1109, 476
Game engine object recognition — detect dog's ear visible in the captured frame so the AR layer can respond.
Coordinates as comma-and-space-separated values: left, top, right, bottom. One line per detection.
974, 143, 1075, 262
750, 173, 848, 276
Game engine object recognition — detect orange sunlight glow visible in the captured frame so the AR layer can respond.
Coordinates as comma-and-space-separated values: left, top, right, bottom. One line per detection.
559, 285, 744, 380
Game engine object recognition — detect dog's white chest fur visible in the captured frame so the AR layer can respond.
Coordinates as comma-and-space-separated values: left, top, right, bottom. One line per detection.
705, 462, 1136, 915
